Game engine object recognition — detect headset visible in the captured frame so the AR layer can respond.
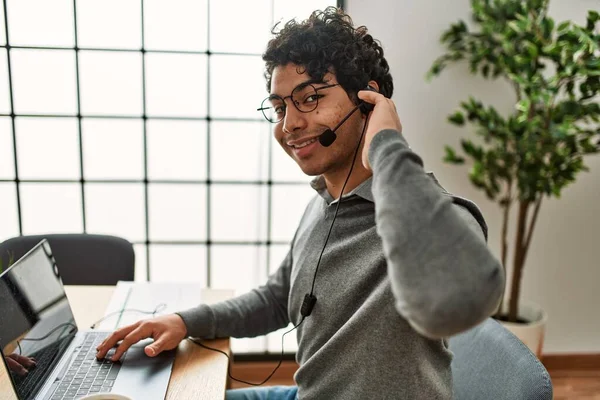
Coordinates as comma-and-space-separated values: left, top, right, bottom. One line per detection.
318, 85, 377, 147
192, 85, 378, 386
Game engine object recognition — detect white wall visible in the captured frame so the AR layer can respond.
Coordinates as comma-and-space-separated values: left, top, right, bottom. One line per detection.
347, 0, 600, 354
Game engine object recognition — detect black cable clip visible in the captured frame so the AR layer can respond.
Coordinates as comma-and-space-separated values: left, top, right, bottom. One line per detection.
301, 294, 317, 317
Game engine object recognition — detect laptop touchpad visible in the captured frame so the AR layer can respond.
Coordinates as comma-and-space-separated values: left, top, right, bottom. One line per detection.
111, 342, 176, 398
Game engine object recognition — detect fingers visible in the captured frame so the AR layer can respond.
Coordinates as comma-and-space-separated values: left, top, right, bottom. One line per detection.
357, 89, 386, 104
357, 90, 399, 117
144, 336, 168, 357
5, 356, 28, 376
111, 325, 152, 362
96, 322, 141, 359
9, 354, 37, 368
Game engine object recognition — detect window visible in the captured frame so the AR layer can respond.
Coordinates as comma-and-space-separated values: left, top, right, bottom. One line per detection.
0, 0, 340, 354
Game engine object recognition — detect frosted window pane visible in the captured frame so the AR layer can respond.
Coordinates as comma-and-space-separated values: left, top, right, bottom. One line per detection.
16, 117, 79, 180
210, 185, 268, 242
0, 183, 19, 242
82, 119, 144, 180
268, 244, 290, 275
210, 55, 265, 119
0, 50, 9, 113
211, 245, 266, 294
0, 118, 14, 179
21, 183, 82, 234
0, 1, 5, 46
149, 244, 206, 284
148, 184, 206, 241
7, 0, 74, 47
271, 134, 312, 183
76, 0, 141, 49
145, 53, 207, 117
273, 0, 336, 26
85, 183, 146, 242
231, 337, 268, 354
144, 0, 207, 51
270, 184, 315, 242
147, 120, 206, 180
79, 51, 142, 116
210, 121, 269, 182
266, 230, 302, 353
267, 324, 298, 353
133, 244, 148, 282
209, 0, 271, 54
11, 49, 77, 114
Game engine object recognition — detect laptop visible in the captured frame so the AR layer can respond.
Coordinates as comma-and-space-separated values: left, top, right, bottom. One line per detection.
0, 239, 175, 400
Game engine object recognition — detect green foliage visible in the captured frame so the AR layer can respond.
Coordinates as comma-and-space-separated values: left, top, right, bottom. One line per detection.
428, 0, 600, 203
428, 0, 599, 321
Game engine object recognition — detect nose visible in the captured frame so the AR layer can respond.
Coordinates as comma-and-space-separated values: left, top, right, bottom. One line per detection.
282, 103, 307, 134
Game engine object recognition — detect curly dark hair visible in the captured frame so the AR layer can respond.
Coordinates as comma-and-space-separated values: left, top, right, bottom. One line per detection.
262, 7, 393, 104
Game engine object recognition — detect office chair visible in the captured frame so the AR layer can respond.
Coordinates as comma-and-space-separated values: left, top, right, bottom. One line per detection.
0, 234, 135, 285
449, 317, 553, 400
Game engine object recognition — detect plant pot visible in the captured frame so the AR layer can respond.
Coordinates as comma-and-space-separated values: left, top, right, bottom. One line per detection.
497, 301, 548, 358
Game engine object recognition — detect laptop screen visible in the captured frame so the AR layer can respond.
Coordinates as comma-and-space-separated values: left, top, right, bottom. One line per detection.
0, 239, 78, 400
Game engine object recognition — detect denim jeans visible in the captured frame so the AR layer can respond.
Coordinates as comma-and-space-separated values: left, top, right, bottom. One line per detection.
225, 385, 298, 400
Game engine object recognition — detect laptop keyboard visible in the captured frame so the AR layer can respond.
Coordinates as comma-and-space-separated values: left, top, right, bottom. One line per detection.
48, 332, 124, 400
13, 340, 64, 399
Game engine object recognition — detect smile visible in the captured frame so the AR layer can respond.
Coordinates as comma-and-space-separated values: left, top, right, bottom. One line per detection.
289, 138, 318, 149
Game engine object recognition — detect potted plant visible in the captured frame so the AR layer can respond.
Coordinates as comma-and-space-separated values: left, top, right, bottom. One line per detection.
427, 0, 599, 356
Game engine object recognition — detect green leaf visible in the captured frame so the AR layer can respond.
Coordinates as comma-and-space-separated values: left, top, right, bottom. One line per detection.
524, 41, 539, 59
482, 64, 490, 77
542, 17, 555, 40
508, 20, 523, 33
443, 145, 466, 164
516, 98, 531, 112
557, 21, 571, 34
448, 111, 466, 125
462, 140, 485, 161
587, 10, 599, 31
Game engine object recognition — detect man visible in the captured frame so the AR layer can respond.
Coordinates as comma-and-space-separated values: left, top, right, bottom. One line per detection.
96, 7, 504, 399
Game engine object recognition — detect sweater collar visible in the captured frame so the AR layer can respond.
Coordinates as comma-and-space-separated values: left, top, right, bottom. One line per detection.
309, 175, 374, 204
309, 171, 442, 204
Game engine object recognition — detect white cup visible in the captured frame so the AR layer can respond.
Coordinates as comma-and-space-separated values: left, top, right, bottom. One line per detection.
78, 393, 133, 400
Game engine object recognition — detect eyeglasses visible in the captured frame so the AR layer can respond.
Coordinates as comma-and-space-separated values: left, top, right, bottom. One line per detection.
257, 83, 340, 123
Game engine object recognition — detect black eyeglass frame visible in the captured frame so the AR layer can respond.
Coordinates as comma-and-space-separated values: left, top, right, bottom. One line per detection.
257, 83, 341, 123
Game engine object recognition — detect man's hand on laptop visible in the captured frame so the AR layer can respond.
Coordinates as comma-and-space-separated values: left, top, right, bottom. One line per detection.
5, 353, 37, 375
95, 313, 188, 362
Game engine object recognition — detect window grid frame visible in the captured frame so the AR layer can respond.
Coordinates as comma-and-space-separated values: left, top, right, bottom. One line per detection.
1, 0, 344, 355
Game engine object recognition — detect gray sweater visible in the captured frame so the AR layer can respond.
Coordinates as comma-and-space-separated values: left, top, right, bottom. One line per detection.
178, 129, 505, 399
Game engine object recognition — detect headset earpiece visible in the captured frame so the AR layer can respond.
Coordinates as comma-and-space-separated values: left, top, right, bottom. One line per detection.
359, 85, 377, 115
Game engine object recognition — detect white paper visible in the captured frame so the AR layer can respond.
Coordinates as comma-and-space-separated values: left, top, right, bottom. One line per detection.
95, 281, 204, 330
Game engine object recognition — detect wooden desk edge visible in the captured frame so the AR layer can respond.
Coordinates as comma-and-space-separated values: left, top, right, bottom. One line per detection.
167, 338, 231, 399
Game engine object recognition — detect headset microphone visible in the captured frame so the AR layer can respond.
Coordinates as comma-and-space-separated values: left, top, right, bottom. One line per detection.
318, 86, 377, 147
318, 104, 360, 147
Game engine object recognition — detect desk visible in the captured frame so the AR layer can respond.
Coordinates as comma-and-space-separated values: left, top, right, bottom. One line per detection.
0, 285, 233, 400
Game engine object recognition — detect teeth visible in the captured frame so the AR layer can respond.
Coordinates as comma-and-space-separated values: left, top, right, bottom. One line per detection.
292, 138, 317, 149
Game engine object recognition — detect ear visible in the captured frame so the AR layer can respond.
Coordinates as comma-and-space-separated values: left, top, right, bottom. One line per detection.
367, 80, 380, 92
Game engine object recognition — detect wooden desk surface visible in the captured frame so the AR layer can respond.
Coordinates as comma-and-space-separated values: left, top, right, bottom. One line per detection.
0, 285, 233, 400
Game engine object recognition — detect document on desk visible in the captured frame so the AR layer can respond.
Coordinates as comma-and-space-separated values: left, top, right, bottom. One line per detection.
96, 281, 204, 330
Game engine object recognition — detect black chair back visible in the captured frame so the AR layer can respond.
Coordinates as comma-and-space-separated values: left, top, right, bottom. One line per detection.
0, 234, 135, 285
